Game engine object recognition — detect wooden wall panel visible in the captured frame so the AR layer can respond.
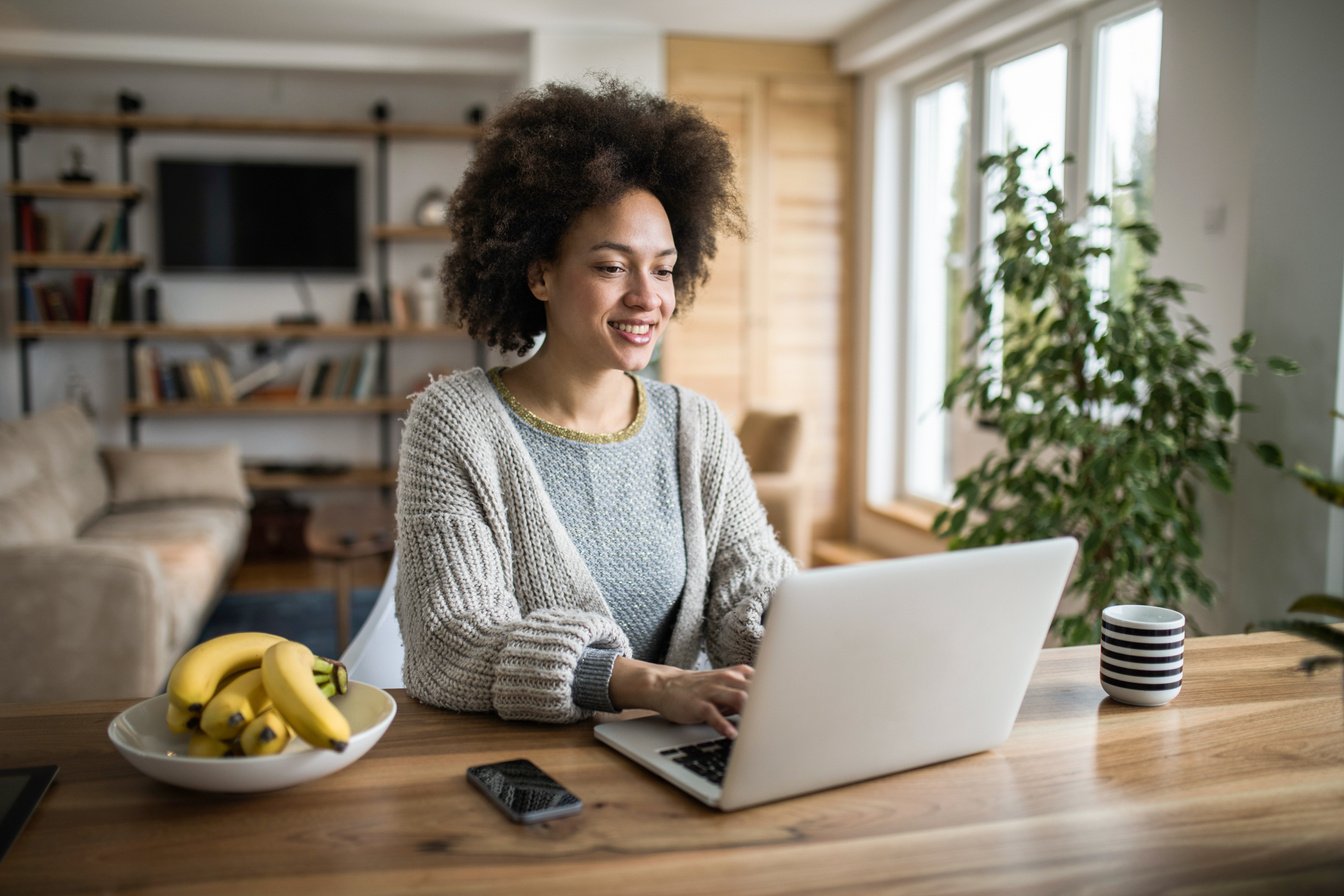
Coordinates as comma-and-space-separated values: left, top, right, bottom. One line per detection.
664, 38, 854, 551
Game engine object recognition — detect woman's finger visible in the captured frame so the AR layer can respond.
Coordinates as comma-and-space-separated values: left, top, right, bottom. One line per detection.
702, 705, 739, 739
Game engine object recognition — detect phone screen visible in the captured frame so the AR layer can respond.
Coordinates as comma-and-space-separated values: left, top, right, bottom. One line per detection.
466, 758, 582, 824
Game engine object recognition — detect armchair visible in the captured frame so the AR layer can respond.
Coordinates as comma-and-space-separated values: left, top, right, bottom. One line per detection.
737, 409, 812, 566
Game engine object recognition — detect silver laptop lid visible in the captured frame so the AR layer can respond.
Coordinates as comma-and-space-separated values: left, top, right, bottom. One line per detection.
717, 536, 1077, 810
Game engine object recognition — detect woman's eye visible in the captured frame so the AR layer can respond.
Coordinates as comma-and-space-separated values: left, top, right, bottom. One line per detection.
596, 264, 625, 275
654, 268, 674, 279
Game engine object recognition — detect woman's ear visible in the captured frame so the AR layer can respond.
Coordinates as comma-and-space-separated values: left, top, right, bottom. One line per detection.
527, 260, 551, 302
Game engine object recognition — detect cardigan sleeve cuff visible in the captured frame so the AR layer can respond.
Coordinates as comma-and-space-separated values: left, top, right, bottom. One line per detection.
572, 646, 620, 713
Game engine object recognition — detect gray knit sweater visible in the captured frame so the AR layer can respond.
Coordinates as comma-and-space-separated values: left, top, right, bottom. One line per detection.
394, 367, 797, 724
497, 372, 686, 713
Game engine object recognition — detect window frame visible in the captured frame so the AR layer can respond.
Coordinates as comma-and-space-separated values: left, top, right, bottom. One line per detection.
863, 0, 1161, 530
893, 61, 975, 509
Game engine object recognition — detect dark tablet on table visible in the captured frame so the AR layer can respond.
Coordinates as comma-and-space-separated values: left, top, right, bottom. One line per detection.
0, 766, 57, 862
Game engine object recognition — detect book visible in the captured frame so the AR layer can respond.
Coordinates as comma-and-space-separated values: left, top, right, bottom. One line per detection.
82, 219, 107, 253
157, 361, 180, 402
209, 358, 236, 403
308, 359, 333, 399
352, 344, 380, 401
96, 213, 123, 254
232, 359, 284, 399
19, 202, 37, 251
185, 359, 214, 401
326, 356, 352, 399
71, 273, 94, 323
169, 364, 190, 401
91, 276, 118, 326
111, 278, 132, 322
39, 283, 71, 322
295, 358, 319, 402
133, 344, 159, 405
19, 280, 41, 322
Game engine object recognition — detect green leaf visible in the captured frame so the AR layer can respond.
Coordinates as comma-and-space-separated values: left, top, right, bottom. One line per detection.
1290, 464, 1344, 507
1267, 356, 1301, 376
1212, 388, 1237, 419
1231, 331, 1254, 354
1252, 441, 1285, 469
1287, 594, 1344, 620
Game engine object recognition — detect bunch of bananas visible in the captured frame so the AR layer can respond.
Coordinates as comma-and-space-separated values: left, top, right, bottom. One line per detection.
165, 632, 352, 757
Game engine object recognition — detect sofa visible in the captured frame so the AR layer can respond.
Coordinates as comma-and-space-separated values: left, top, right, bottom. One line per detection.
0, 403, 251, 703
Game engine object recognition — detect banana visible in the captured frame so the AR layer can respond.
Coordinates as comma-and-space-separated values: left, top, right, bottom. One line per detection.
167, 632, 285, 712
165, 701, 200, 734
199, 668, 272, 741
239, 709, 293, 756
261, 641, 351, 752
186, 729, 234, 758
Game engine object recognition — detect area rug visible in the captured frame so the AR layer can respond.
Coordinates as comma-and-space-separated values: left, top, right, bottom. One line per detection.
192, 587, 379, 661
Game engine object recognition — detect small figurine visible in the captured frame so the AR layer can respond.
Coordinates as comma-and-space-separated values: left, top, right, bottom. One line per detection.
59, 146, 94, 184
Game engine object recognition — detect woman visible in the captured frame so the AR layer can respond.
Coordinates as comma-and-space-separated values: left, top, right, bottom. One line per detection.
395, 78, 796, 739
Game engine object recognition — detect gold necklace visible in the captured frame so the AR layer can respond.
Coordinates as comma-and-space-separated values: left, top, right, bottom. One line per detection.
489, 367, 648, 444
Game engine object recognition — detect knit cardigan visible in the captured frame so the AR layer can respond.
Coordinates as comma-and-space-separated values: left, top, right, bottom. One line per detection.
394, 367, 797, 723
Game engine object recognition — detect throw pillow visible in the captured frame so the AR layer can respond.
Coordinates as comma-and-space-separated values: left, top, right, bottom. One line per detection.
103, 444, 251, 509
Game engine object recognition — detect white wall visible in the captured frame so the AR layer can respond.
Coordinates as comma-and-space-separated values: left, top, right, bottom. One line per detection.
1146, 0, 1257, 633
528, 29, 665, 92
1225, 0, 1344, 629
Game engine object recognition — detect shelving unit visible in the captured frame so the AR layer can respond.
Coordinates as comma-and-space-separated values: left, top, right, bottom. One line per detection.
5, 89, 481, 490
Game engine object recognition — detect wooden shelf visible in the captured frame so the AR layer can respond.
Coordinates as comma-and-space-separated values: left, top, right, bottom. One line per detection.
10, 95, 471, 496
372, 224, 454, 242
12, 252, 144, 270
14, 322, 142, 339
245, 465, 396, 491
3, 109, 482, 141
127, 397, 411, 416
6, 181, 142, 201
14, 322, 464, 339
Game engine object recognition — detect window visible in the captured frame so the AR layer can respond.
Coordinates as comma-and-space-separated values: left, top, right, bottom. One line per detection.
903, 77, 968, 502
873, 1, 1162, 514
1090, 6, 1163, 302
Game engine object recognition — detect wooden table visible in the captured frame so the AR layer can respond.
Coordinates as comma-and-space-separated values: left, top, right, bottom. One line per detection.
303, 500, 395, 651
2, 631, 1341, 894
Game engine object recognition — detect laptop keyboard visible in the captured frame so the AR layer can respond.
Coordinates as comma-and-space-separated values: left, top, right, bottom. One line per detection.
660, 738, 734, 786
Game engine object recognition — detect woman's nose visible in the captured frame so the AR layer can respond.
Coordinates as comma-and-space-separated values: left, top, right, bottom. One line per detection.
624, 271, 664, 309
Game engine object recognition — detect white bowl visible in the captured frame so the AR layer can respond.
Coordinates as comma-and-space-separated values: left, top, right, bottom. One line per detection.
108, 681, 397, 792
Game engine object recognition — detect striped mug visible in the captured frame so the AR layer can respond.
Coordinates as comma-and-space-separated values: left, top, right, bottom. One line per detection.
1100, 605, 1185, 706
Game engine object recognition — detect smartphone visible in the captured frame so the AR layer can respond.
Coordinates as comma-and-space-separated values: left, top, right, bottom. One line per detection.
466, 758, 583, 824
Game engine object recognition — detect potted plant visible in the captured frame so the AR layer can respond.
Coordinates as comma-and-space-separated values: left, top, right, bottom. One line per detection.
934, 146, 1298, 646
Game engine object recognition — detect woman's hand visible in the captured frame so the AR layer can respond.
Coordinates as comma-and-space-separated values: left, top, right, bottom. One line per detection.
609, 658, 753, 739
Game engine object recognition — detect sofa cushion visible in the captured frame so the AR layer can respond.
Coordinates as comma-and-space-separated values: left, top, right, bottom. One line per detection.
83, 504, 250, 654
103, 444, 251, 510
1, 403, 109, 531
0, 422, 43, 498
0, 477, 79, 547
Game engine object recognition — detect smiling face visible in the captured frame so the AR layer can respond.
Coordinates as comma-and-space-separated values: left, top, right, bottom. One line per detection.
527, 188, 677, 375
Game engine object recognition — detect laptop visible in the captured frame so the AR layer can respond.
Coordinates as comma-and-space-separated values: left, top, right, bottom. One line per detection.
594, 536, 1078, 811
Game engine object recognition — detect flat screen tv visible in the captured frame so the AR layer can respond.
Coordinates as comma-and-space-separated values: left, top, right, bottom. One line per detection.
157, 159, 360, 274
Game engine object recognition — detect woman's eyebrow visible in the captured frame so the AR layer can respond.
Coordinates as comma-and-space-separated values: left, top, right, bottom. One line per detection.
588, 240, 677, 257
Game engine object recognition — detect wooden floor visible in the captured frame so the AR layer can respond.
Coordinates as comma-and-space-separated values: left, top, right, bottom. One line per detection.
227, 554, 393, 593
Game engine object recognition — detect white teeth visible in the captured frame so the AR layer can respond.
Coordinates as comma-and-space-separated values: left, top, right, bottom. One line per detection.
612, 322, 651, 335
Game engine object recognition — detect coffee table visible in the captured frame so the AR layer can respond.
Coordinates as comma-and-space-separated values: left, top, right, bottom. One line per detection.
304, 500, 396, 651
